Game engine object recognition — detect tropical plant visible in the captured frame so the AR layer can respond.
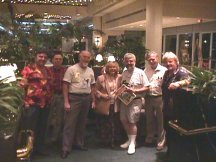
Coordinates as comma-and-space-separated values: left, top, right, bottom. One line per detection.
0, 77, 24, 162
101, 35, 147, 69
189, 66, 216, 99
0, 78, 24, 123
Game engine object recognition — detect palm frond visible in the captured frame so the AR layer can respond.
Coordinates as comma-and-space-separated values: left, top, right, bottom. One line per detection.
0, 79, 24, 122
190, 66, 216, 98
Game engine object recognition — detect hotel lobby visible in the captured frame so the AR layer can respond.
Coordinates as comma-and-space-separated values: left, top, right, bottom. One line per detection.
1, 0, 216, 162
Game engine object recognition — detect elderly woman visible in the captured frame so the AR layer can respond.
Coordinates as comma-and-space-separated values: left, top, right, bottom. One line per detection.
94, 61, 123, 148
161, 52, 191, 157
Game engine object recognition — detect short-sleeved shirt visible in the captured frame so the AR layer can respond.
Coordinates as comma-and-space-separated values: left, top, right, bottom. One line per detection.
21, 64, 52, 108
121, 67, 149, 97
63, 64, 95, 94
144, 64, 167, 96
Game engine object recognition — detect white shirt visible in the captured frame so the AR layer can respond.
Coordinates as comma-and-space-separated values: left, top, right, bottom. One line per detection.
122, 67, 149, 97
144, 64, 167, 96
63, 64, 95, 94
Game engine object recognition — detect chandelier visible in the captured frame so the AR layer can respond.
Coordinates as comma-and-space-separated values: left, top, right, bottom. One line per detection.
1, 0, 93, 6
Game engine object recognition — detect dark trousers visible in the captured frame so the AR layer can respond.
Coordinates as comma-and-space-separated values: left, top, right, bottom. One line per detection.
21, 105, 49, 152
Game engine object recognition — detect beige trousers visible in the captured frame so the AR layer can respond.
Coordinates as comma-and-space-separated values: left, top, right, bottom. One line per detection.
145, 96, 165, 144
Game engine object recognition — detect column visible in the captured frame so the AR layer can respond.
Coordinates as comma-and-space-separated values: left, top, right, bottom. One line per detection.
146, 0, 163, 61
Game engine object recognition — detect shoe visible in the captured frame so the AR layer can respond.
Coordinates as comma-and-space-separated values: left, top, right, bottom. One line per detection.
120, 140, 130, 149
127, 143, 136, 155
73, 145, 88, 151
156, 138, 166, 151
156, 143, 166, 151
61, 151, 69, 159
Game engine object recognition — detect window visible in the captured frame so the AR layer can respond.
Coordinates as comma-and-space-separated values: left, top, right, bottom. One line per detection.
202, 33, 211, 69
165, 35, 176, 53
179, 33, 192, 66
211, 33, 216, 69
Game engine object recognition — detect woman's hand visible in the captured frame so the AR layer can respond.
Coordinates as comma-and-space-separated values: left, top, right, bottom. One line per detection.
91, 101, 96, 109
125, 87, 134, 93
101, 94, 111, 100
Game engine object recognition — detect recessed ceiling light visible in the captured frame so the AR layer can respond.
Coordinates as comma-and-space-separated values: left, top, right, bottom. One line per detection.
176, 17, 180, 19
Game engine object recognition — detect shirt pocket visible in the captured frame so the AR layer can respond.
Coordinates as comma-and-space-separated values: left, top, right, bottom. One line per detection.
71, 72, 81, 83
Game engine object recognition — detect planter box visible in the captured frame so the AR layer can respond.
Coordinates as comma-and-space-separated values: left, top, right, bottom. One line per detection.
0, 122, 19, 162
168, 90, 216, 162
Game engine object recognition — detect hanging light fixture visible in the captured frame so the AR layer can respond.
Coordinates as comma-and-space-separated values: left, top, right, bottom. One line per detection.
94, 37, 101, 47
107, 55, 115, 62
96, 54, 103, 62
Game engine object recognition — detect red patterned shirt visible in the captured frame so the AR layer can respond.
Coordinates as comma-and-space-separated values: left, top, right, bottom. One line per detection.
21, 64, 52, 108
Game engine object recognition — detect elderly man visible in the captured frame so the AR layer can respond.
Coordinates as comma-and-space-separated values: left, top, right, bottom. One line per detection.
119, 53, 149, 155
144, 51, 167, 151
61, 50, 95, 159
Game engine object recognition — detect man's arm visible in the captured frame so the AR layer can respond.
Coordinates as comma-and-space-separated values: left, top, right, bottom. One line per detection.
63, 81, 70, 111
132, 86, 149, 93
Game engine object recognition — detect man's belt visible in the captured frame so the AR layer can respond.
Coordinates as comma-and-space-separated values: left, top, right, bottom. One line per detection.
69, 93, 90, 96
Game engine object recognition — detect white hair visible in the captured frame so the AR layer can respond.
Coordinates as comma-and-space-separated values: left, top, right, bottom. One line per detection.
124, 53, 136, 61
162, 52, 179, 65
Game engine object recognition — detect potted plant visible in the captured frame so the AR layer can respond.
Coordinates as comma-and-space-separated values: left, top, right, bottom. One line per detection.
189, 66, 216, 127
0, 76, 24, 162
101, 35, 147, 69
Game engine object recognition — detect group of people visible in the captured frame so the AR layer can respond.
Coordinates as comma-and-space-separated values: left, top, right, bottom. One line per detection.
19, 49, 190, 160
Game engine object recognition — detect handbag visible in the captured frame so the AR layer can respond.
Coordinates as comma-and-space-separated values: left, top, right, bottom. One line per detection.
95, 98, 110, 115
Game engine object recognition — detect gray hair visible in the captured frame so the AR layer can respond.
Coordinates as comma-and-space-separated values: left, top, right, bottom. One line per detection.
162, 52, 179, 65
145, 51, 159, 60
124, 53, 136, 61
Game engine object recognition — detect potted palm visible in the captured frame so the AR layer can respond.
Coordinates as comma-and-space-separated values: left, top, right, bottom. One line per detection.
101, 35, 147, 69
0, 75, 24, 162
189, 67, 216, 127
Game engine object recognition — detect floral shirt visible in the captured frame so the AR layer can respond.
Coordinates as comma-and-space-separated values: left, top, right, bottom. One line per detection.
21, 64, 52, 108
